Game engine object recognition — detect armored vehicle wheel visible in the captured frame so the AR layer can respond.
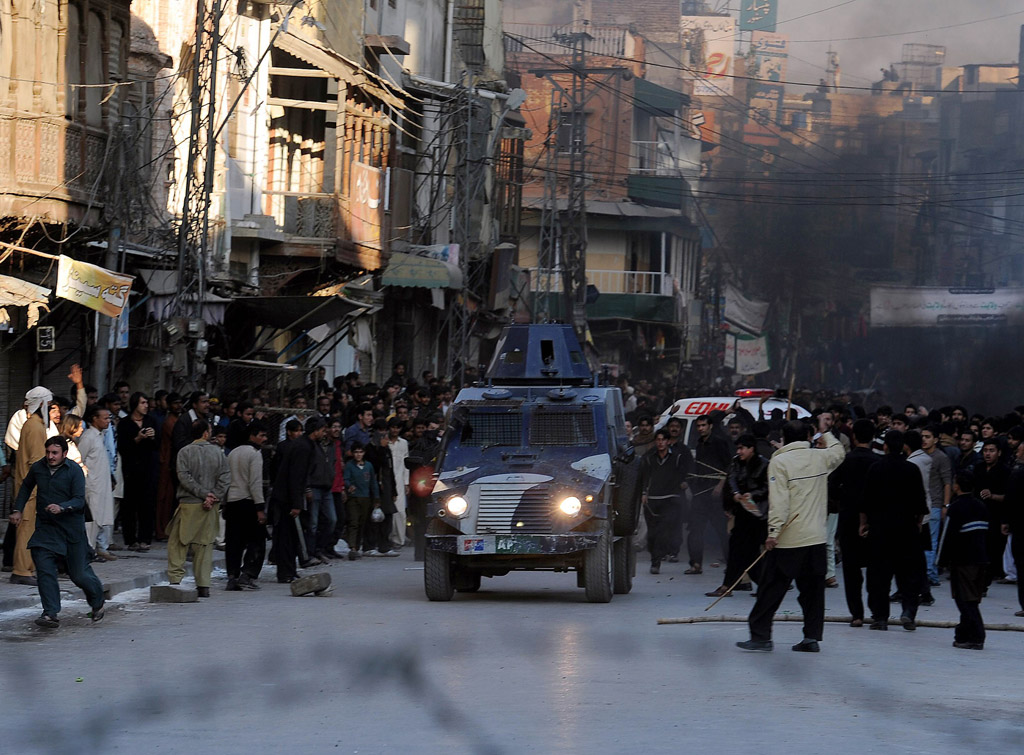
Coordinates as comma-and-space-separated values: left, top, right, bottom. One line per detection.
583, 523, 614, 603
613, 536, 635, 594
424, 548, 455, 601
612, 462, 641, 537
454, 569, 482, 593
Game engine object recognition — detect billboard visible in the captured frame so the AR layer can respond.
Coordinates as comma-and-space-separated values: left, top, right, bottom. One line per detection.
748, 32, 788, 124
751, 31, 789, 82
740, 0, 778, 32
681, 16, 737, 97
870, 286, 1024, 327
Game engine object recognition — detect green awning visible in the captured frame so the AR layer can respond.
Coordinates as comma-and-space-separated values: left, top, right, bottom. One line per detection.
635, 79, 689, 116
381, 253, 463, 289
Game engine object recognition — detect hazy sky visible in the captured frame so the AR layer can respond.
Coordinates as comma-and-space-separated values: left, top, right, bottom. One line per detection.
732, 0, 1022, 87
505, 1, 1023, 88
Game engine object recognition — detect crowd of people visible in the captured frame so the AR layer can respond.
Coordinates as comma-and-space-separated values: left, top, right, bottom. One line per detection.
1, 362, 449, 626
632, 399, 1024, 651
3, 359, 1024, 647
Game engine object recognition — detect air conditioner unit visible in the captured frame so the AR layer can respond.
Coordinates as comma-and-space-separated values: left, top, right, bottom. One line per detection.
237, 0, 271, 20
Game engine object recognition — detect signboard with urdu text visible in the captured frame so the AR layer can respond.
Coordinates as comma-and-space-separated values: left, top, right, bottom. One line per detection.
740, 0, 778, 32
870, 286, 1024, 327
349, 161, 383, 248
55, 255, 133, 317
725, 332, 771, 375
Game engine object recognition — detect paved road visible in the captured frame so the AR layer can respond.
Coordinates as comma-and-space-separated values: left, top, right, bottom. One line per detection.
2, 553, 1022, 754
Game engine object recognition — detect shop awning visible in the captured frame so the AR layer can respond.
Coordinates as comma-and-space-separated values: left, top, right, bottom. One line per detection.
227, 294, 371, 330
273, 31, 407, 111
0, 274, 50, 307
381, 252, 463, 289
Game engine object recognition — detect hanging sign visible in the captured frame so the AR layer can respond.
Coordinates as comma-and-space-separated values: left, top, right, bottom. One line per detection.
55, 256, 133, 317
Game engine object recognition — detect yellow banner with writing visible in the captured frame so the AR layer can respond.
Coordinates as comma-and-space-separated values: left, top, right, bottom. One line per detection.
55, 255, 134, 317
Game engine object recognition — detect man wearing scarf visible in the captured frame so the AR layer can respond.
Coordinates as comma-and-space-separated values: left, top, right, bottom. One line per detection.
10, 386, 52, 585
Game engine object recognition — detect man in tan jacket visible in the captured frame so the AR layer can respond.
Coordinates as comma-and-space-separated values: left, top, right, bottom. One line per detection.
737, 415, 845, 652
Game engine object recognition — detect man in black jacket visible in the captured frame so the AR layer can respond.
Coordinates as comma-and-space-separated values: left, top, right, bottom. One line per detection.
974, 439, 1009, 586
938, 471, 990, 649
707, 434, 768, 597
828, 419, 877, 626
861, 430, 929, 631
1002, 441, 1024, 617
687, 415, 733, 574
269, 419, 315, 582
639, 430, 692, 575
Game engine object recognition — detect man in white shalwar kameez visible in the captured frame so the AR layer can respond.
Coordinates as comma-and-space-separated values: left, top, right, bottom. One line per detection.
79, 407, 117, 561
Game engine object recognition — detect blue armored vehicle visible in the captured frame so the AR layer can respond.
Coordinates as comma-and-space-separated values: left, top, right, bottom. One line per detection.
423, 324, 638, 602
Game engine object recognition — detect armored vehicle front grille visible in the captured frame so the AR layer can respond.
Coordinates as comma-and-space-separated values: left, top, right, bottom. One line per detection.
462, 411, 522, 447
529, 409, 596, 445
475, 483, 552, 533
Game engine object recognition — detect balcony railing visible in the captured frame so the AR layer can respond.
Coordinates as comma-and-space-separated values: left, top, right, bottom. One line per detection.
529, 268, 671, 296
632, 141, 678, 176
631, 138, 702, 180
259, 191, 340, 238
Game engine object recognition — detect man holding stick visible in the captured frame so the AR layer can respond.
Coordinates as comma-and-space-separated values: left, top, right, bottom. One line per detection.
737, 417, 845, 653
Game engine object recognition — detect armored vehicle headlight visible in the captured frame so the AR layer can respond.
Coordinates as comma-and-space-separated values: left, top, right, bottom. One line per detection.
559, 496, 582, 516
446, 496, 469, 517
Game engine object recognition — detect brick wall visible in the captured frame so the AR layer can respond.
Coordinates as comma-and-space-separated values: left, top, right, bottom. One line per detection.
588, 0, 680, 35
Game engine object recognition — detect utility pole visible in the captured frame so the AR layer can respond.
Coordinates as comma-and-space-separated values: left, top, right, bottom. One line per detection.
531, 27, 619, 340
445, 83, 479, 386
175, 0, 223, 385
560, 30, 590, 337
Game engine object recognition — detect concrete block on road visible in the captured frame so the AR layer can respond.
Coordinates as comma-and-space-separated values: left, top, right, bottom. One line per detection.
290, 572, 332, 597
150, 585, 199, 603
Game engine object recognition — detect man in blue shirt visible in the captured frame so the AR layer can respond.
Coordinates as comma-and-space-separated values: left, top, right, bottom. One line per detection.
343, 403, 374, 455
10, 436, 105, 628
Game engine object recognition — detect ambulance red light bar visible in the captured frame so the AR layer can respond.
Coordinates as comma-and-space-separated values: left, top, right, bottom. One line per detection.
734, 389, 775, 398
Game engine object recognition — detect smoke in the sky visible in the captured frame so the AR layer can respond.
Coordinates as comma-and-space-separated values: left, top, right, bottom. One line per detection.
504, 0, 1023, 86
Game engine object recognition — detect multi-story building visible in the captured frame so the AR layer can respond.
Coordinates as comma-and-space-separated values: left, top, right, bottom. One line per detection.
1, 0, 136, 426
505, 19, 702, 380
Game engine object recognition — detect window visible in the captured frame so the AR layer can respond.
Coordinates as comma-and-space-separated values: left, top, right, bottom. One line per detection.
460, 411, 523, 447
65, 4, 81, 120
530, 409, 596, 446
85, 11, 104, 127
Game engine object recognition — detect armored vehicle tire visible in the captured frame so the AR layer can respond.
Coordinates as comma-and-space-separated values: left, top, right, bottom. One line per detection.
454, 569, 482, 593
613, 536, 635, 594
612, 463, 641, 537
583, 523, 614, 603
424, 548, 455, 601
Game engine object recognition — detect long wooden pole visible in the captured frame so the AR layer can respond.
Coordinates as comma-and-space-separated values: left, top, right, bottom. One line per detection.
704, 513, 799, 612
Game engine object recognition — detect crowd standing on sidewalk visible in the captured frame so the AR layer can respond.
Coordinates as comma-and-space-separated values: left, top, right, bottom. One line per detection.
2, 364, 1024, 648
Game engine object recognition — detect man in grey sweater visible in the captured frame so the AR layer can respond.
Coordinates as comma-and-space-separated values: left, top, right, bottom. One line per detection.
168, 420, 231, 597
225, 421, 268, 590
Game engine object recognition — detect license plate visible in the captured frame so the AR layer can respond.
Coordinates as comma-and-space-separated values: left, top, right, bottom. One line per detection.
457, 535, 495, 555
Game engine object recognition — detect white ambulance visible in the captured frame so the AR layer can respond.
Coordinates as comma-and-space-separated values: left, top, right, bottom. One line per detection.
654, 389, 811, 446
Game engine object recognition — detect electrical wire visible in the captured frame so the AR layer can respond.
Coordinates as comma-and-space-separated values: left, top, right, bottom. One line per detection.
505, 31, 1024, 95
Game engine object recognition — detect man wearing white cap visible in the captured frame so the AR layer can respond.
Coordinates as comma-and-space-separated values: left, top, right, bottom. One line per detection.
10, 386, 51, 585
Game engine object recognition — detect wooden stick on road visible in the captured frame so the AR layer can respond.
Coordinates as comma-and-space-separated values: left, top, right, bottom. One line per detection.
704, 514, 800, 612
